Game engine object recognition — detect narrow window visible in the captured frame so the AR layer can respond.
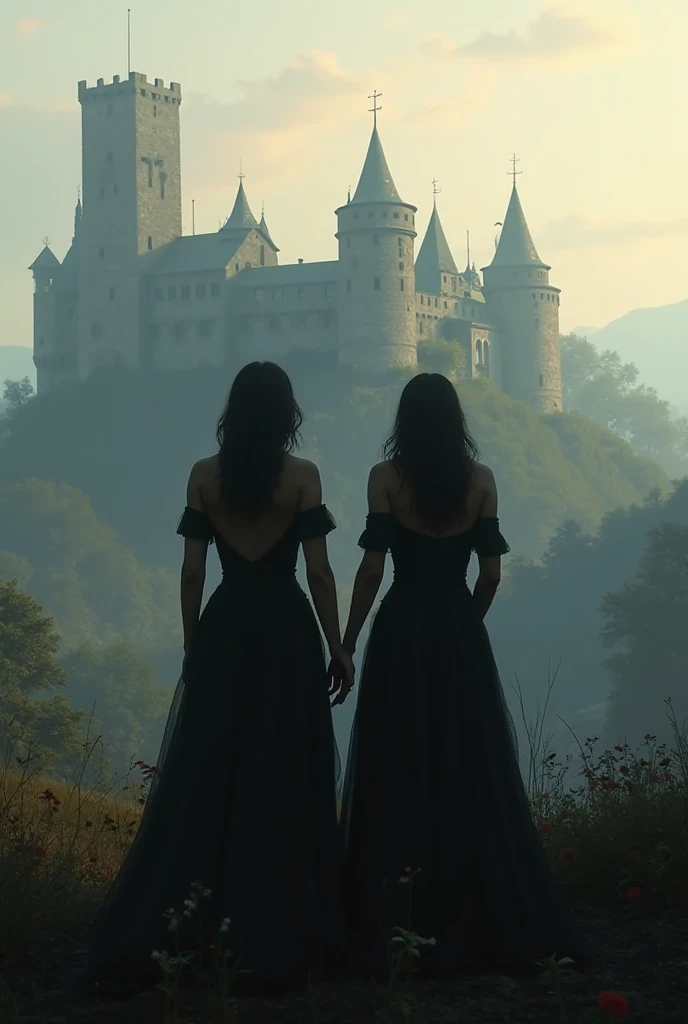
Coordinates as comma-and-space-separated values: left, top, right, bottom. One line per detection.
400, 278, 404, 291
404, 214, 409, 221
159, 173, 166, 199
393, 212, 400, 219
539, 374, 544, 387
210, 283, 220, 297
260, 245, 265, 267
168, 286, 176, 300
373, 234, 379, 245
98, 246, 104, 258
147, 236, 153, 250
421, 295, 424, 305
153, 105, 157, 117
399, 262, 404, 271
109, 286, 115, 299
154, 287, 163, 301
374, 277, 380, 290
181, 285, 190, 300
107, 152, 113, 164
346, 280, 352, 293
195, 283, 206, 298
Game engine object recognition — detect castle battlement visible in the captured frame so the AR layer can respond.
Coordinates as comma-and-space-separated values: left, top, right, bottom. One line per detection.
78, 72, 182, 103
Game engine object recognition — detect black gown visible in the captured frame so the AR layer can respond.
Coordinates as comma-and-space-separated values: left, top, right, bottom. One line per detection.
85, 504, 345, 992
341, 514, 595, 976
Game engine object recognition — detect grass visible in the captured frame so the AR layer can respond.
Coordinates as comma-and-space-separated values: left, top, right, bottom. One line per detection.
0, 681, 686, 1022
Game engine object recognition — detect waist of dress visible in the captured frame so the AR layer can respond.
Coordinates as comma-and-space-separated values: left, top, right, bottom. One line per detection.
390, 572, 471, 593
218, 568, 299, 591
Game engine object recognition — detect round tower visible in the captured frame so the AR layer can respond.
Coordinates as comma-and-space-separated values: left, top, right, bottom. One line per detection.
28, 243, 61, 394
335, 112, 417, 372
481, 178, 562, 414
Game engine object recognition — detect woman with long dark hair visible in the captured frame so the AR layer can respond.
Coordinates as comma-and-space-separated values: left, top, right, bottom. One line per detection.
338, 373, 593, 977
84, 362, 353, 996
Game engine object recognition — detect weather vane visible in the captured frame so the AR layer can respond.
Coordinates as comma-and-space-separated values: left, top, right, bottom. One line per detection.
432, 178, 441, 200
368, 90, 382, 128
238, 158, 245, 182
509, 153, 522, 187
42, 236, 51, 247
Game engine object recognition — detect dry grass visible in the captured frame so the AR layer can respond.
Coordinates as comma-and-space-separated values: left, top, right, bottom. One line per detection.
0, 687, 686, 1022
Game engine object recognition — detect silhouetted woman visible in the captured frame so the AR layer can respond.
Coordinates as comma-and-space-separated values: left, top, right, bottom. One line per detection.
85, 361, 353, 996
338, 373, 594, 977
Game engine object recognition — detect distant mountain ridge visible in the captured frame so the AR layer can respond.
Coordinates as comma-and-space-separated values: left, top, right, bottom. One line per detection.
576, 299, 688, 414
0, 346, 36, 391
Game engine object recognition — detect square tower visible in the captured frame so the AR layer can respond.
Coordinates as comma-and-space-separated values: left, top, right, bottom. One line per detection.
77, 72, 182, 377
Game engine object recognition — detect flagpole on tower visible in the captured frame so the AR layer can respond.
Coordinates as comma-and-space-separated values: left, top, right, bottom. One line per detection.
127, 9, 131, 76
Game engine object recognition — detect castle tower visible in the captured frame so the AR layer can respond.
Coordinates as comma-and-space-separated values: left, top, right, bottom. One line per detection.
335, 101, 417, 371
481, 172, 562, 413
77, 72, 182, 378
28, 243, 61, 394
415, 197, 459, 296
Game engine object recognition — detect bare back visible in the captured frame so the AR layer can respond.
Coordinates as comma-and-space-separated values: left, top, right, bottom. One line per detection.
188, 453, 322, 562
372, 460, 498, 538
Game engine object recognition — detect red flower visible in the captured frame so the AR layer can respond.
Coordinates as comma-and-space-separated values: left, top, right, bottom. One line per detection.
404, 866, 413, 874
538, 823, 554, 835
626, 886, 642, 901
598, 990, 629, 1017
618, 765, 629, 775
560, 848, 577, 862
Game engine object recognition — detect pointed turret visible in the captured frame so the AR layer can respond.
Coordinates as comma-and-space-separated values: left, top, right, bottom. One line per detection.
415, 202, 458, 294
481, 171, 561, 414
490, 184, 546, 268
351, 126, 403, 204
258, 208, 279, 253
28, 245, 61, 274
73, 195, 82, 240
220, 179, 258, 232
53, 195, 83, 294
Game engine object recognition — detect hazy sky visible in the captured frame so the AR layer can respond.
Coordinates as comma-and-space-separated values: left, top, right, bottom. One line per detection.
2, 0, 687, 349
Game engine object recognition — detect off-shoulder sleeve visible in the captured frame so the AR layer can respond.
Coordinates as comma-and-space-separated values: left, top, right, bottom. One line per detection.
176, 506, 215, 544
471, 516, 510, 556
358, 513, 397, 552
298, 504, 337, 541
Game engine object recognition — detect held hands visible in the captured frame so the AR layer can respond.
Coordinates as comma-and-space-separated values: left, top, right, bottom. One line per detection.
328, 645, 355, 707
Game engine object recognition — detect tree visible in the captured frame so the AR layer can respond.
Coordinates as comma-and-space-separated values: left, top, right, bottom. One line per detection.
0, 574, 83, 767
561, 334, 688, 475
600, 523, 688, 748
2, 377, 35, 409
60, 643, 171, 771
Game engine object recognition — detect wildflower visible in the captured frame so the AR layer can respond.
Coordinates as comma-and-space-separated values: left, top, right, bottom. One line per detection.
618, 765, 629, 775
560, 848, 577, 862
404, 867, 413, 874
624, 780, 634, 792
597, 990, 629, 1017
639, 758, 649, 768
650, 772, 661, 783
626, 886, 642, 901
659, 756, 671, 768
538, 823, 554, 835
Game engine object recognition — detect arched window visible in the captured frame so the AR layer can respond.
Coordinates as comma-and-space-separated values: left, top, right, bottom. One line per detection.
539, 374, 544, 387
476, 339, 483, 365
483, 340, 490, 377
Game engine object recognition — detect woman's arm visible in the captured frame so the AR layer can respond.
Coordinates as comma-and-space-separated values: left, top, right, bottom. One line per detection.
472, 467, 502, 621
180, 463, 209, 652
342, 464, 389, 655
300, 463, 347, 659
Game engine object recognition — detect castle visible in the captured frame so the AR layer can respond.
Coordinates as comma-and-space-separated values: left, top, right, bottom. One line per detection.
29, 71, 562, 414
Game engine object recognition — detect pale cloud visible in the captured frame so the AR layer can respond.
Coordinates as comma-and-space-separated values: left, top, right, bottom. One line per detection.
384, 8, 409, 30
420, 2, 637, 66
541, 213, 688, 250
183, 51, 376, 194
0, 92, 14, 108
15, 17, 42, 39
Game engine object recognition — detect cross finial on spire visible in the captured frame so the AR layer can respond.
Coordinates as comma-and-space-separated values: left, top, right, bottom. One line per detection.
432, 178, 441, 204
368, 90, 382, 128
509, 153, 522, 188
42, 236, 50, 248
466, 229, 471, 269
238, 158, 245, 182
261, 199, 264, 218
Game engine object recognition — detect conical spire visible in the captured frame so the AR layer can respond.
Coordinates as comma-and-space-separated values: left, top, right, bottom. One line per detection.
351, 126, 402, 204
221, 178, 258, 232
73, 193, 82, 242
491, 184, 545, 267
28, 244, 61, 273
258, 204, 279, 252
415, 202, 458, 292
